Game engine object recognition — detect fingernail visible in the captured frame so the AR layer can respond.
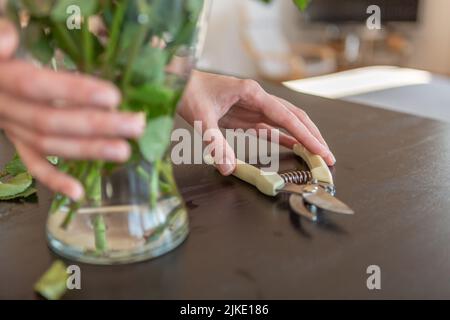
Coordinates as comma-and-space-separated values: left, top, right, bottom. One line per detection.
69, 183, 84, 201
118, 113, 146, 137
330, 152, 336, 165
102, 143, 130, 161
91, 87, 121, 108
220, 162, 235, 176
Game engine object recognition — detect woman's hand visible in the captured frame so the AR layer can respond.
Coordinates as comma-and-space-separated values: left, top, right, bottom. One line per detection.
0, 19, 145, 200
178, 70, 336, 175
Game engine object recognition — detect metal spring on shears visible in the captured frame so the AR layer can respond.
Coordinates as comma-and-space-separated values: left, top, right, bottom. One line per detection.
280, 170, 312, 185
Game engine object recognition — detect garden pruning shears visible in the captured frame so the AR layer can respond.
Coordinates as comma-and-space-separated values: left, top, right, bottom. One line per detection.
224, 144, 354, 222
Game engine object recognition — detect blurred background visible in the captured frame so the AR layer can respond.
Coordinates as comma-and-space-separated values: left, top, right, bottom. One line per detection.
198, 0, 450, 123
199, 0, 450, 78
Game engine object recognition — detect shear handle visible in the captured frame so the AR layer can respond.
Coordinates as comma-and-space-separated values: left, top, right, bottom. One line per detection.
233, 159, 285, 196
293, 144, 333, 185
204, 154, 284, 196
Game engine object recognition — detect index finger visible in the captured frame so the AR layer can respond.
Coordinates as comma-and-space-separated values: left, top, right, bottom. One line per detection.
238, 80, 331, 161
0, 60, 121, 109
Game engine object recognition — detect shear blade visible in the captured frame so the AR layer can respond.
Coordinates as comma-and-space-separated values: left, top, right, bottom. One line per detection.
302, 188, 354, 215
289, 195, 318, 222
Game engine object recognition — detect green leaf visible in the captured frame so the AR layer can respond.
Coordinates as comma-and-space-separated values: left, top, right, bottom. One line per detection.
49, 22, 81, 64
170, 19, 197, 48
4, 154, 27, 176
130, 46, 167, 85
5, 1, 21, 27
47, 156, 59, 165
260, 0, 310, 11
0, 173, 33, 198
23, 20, 54, 65
139, 116, 174, 163
186, 0, 204, 18
125, 83, 175, 114
34, 260, 68, 300
51, 0, 99, 22
21, 0, 55, 17
293, 0, 311, 11
151, 0, 183, 37
0, 186, 37, 201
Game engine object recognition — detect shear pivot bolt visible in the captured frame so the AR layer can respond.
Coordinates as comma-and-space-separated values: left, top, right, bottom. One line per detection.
303, 185, 319, 194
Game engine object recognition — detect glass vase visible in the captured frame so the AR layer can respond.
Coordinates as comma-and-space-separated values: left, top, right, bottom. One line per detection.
5, 0, 209, 264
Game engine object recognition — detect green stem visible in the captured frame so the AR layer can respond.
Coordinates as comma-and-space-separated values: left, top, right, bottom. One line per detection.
50, 194, 69, 215
21, 0, 39, 13
81, 19, 94, 73
159, 160, 179, 196
59, 161, 89, 228
159, 180, 172, 194
120, 25, 147, 91
61, 202, 80, 229
102, 1, 127, 79
50, 22, 80, 64
84, 161, 103, 205
93, 214, 107, 253
150, 160, 160, 208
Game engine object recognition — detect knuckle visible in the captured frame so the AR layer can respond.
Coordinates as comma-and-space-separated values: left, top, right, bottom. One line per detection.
33, 112, 52, 133
241, 79, 262, 100
26, 162, 43, 178
280, 112, 294, 125
15, 74, 34, 97
297, 109, 308, 119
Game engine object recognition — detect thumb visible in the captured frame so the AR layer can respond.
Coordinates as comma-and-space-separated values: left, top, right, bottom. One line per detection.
0, 19, 19, 60
203, 123, 236, 176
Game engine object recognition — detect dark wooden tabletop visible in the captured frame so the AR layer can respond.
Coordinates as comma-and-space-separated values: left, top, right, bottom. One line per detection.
1, 82, 450, 299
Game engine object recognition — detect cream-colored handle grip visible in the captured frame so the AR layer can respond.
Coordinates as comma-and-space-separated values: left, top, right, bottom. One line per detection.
203, 155, 285, 196
233, 159, 285, 196
293, 144, 333, 185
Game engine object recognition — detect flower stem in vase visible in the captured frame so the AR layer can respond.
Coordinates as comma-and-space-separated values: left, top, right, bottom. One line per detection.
102, 1, 127, 79
93, 214, 107, 253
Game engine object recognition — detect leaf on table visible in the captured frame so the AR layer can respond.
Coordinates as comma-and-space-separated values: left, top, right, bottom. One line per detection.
139, 116, 174, 163
0, 186, 37, 201
34, 260, 68, 300
4, 154, 27, 176
0, 173, 33, 198
51, 0, 99, 21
